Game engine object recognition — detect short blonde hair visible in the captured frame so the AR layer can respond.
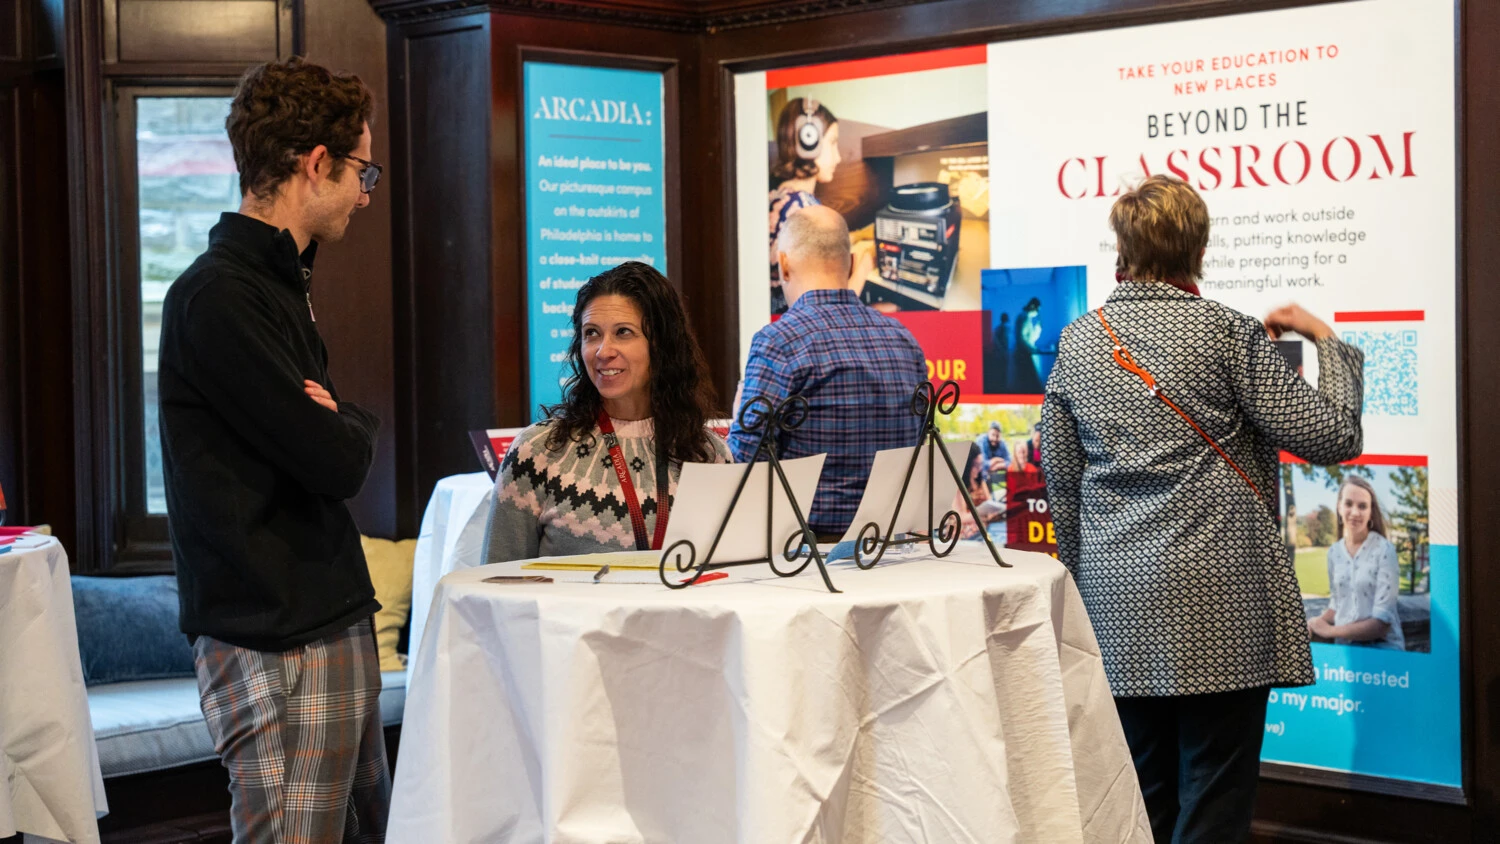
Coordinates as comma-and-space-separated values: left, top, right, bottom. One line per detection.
1109, 174, 1210, 283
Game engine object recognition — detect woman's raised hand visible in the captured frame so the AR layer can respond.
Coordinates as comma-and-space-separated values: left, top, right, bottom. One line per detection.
1264, 304, 1334, 341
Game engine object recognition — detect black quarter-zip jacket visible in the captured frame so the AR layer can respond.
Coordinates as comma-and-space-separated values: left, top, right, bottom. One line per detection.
159, 212, 381, 651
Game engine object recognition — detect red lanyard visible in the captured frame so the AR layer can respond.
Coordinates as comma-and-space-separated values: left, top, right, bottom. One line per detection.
596, 411, 670, 551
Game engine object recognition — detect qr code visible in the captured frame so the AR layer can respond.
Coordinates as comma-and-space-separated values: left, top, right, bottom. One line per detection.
1342, 329, 1419, 416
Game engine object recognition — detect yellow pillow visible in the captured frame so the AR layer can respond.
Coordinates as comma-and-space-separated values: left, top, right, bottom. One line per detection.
361, 535, 416, 672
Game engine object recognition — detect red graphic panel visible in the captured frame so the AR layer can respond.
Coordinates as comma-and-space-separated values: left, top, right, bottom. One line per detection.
1004, 469, 1057, 554
892, 310, 985, 399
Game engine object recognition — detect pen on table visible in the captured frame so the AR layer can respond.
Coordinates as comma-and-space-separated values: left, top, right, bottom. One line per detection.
593, 564, 610, 583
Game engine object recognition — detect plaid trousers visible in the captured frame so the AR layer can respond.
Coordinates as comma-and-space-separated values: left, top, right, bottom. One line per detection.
194, 619, 391, 843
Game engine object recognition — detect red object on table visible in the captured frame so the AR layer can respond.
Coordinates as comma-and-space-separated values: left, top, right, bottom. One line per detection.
0, 527, 37, 537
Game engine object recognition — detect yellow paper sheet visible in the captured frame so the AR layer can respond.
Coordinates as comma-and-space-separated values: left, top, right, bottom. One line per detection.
521, 551, 661, 572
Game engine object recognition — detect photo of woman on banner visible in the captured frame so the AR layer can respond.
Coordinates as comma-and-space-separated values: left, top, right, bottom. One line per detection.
768, 97, 874, 315
957, 442, 1004, 541
1307, 476, 1406, 650
1012, 422, 1043, 472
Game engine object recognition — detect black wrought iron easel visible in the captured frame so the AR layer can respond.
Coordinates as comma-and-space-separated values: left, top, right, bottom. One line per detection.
659, 394, 840, 592
850, 380, 1010, 570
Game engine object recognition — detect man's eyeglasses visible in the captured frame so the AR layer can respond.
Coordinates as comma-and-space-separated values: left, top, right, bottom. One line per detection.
338, 154, 383, 194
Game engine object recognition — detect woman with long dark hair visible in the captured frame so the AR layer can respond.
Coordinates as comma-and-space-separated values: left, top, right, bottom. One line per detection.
1308, 475, 1405, 649
481, 262, 731, 563
957, 441, 1003, 541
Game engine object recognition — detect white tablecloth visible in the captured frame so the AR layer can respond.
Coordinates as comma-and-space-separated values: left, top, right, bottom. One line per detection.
408, 472, 494, 661
389, 545, 1150, 843
0, 537, 108, 843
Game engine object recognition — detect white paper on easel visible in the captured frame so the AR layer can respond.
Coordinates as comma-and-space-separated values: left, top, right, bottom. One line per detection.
838, 442, 961, 545
663, 455, 827, 565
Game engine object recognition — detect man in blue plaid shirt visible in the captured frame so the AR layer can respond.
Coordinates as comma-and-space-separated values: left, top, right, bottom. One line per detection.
729, 206, 927, 536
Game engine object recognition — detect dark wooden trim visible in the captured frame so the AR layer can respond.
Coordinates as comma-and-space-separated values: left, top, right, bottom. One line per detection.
385, 12, 417, 536
101, 62, 261, 78
368, 0, 941, 32
1251, 821, 1415, 844
370, 0, 1355, 34
110, 86, 146, 560
1252, 777, 1470, 843
280, 0, 300, 57
1260, 762, 1466, 806
1457, 0, 1498, 832
373, 0, 698, 30
385, 9, 496, 536
515, 44, 677, 73
101, 0, 118, 65
0, 84, 19, 532
107, 83, 238, 572
0, 34, 74, 551
66, 0, 116, 573
703, 0, 1357, 77
688, 59, 740, 408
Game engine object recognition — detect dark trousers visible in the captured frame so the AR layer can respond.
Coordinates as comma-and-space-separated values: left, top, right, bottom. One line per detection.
1114, 686, 1271, 844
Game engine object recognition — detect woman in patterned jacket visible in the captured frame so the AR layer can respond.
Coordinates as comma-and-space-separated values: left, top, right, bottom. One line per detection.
1040, 174, 1364, 844
482, 262, 731, 563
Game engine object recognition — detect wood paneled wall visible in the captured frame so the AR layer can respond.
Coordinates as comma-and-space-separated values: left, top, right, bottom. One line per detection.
0, 0, 73, 550
383, 11, 688, 534
302, 0, 399, 537
387, 12, 497, 535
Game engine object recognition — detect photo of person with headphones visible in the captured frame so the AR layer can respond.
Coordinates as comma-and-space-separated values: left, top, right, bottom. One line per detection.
768, 97, 874, 315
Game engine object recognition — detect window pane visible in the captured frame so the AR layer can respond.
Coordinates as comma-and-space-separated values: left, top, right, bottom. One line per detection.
138, 97, 238, 514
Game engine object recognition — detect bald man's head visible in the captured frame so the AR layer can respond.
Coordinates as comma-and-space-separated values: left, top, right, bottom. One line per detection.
777, 205, 854, 306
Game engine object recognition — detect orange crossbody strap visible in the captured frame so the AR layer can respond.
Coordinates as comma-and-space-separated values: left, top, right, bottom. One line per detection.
1095, 307, 1264, 502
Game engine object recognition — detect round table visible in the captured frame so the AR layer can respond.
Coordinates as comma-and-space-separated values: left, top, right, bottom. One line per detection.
0, 536, 108, 843
388, 544, 1149, 843
409, 472, 495, 661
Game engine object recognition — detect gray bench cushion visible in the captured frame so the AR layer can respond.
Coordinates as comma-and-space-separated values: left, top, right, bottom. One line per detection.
91, 670, 407, 778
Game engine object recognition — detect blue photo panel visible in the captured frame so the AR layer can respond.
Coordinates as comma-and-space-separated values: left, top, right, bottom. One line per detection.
524, 62, 667, 420
980, 266, 1087, 395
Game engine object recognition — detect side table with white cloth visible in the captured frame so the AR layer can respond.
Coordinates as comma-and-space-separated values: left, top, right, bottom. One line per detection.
388, 544, 1151, 843
408, 472, 494, 662
0, 536, 108, 844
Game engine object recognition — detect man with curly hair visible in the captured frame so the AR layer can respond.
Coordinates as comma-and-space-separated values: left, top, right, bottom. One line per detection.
157, 56, 390, 842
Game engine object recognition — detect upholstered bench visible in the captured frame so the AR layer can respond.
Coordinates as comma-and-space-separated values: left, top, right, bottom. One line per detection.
88, 671, 409, 780
75, 537, 415, 842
